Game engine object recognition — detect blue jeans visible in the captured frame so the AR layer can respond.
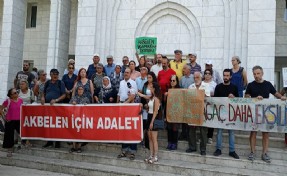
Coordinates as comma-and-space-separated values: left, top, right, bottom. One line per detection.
216, 129, 235, 152
122, 144, 137, 154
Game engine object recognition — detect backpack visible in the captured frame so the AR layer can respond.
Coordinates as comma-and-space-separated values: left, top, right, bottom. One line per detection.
0, 99, 11, 133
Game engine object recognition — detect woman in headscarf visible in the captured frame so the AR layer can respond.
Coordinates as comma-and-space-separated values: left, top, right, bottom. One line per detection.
94, 76, 117, 103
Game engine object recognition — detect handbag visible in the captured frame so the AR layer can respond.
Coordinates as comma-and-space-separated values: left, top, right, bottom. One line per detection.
152, 99, 164, 130
0, 98, 11, 132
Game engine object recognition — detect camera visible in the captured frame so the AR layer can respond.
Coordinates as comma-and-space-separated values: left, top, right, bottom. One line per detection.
127, 82, 132, 89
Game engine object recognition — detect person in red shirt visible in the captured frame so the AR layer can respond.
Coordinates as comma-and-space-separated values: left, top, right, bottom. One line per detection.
158, 56, 176, 96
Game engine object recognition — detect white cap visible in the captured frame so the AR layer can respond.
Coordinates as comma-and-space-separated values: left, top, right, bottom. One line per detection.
205, 60, 213, 65
93, 53, 100, 57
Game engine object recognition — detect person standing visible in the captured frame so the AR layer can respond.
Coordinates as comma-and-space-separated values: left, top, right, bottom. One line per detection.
121, 56, 129, 73
117, 68, 138, 160
129, 61, 141, 81
73, 68, 94, 103
150, 54, 163, 77
280, 87, 287, 146
104, 55, 116, 77
0, 88, 23, 157
63, 59, 79, 75
34, 70, 48, 103
178, 64, 194, 141
230, 56, 248, 97
14, 61, 37, 89
87, 53, 104, 79
245, 65, 286, 163
213, 69, 239, 159
205, 60, 223, 85
169, 50, 187, 79
188, 53, 201, 74
186, 71, 210, 155
62, 64, 77, 103
41, 69, 66, 148
158, 56, 176, 98
110, 65, 123, 93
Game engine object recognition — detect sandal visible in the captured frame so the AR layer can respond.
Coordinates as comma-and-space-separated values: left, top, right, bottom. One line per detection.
129, 154, 135, 160
148, 156, 158, 164
144, 155, 153, 163
77, 148, 82, 153
117, 152, 126, 158
7, 151, 12, 157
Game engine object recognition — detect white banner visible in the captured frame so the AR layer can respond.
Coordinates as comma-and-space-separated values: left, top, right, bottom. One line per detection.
202, 97, 287, 133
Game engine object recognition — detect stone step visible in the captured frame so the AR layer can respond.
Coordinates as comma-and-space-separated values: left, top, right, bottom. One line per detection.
6, 147, 286, 176
158, 131, 286, 148
0, 150, 178, 176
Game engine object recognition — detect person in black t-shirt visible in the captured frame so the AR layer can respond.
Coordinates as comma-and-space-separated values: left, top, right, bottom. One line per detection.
245, 65, 286, 163
213, 69, 239, 159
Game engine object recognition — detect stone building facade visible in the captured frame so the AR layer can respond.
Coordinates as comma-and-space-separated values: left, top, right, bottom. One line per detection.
0, 0, 286, 102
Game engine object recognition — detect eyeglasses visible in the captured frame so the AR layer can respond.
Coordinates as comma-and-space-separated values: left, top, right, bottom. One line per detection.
11, 92, 18, 95
68, 67, 74, 69
204, 73, 211, 75
52, 73, 59, 76
170, 80, 176, 82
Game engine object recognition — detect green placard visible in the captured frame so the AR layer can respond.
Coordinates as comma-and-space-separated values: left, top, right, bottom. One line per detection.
135, 37, 157, 55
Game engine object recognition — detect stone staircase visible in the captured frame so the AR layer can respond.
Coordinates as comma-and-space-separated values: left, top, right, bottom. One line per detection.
0, 130, 286, 176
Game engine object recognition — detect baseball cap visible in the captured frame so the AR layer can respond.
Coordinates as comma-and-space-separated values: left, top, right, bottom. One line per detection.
174, 49, 182, 54
205, 60, 213, 65
188, 53, 197, 57
106, 55, 113, 59
93, 53, 100, 57
50, 68, 59, 74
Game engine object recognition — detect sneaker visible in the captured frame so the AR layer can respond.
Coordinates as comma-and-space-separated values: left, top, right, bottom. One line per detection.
213, 149, 222, 156
261, 153, 271, 163
229, 151, 239, 159
77, 148, 82, 153
248, 152, 255, 161
207, 138, 213, 144
69, 148, 76, 153
169, 144, 177, 150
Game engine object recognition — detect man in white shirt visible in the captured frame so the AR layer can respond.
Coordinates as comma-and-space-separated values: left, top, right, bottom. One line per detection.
150, 54, 163, 77
186, 71, 209, 155
117, 68, 138, 103
116, 68, 138, 160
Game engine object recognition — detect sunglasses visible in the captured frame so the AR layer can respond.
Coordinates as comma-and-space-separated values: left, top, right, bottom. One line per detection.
204, 73, 211, 75
170, 80, 176, 82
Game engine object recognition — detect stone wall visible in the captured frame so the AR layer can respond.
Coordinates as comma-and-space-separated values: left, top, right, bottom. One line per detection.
276, 0, 287, 57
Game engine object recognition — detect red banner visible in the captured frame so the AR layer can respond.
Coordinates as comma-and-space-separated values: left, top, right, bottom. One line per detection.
21, 104, 142, 143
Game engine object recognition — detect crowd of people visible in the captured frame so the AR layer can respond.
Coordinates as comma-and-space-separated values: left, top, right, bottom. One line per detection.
0, 50, 287, 164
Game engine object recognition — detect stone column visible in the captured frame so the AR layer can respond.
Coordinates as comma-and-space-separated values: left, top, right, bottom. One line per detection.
0, 0, 26, 103
46, 0, 71, 76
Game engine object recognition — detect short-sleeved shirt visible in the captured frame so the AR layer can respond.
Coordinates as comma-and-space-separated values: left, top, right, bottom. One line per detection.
135, 76, 147, 91
104, 64, 116, 77
62, 74, 77, 91
15, 71, 35, 89
18, 89, 35, 104
214, 83, 239, 97
150, 64, 163, 77
2, 98, 23, 121
44, 80, 66, 103
188, 63, 201, 74
158, 68, 176, 94
245, 80, 276, 98
188, 82, 210, 97
180, 74, 194, 88
169, 60, 187, 79
118, 79, 137, 102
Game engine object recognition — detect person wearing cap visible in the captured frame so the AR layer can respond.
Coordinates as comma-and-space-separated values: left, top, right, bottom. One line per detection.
205, 60, 223, 85
230, 56, 248, 97
41, 68, 66, 149
91, 63, 106, 90
169, 50, 187, 80
121, 56, 129, 73
188, 53, 201, 74
110, 65, 123, 93
63, 59, 79, 75
104, 55, 116, 77
186, 71, 209, 156
87, 53, 105, 79
150, 54, 163, 77
14, 61, 37, 89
